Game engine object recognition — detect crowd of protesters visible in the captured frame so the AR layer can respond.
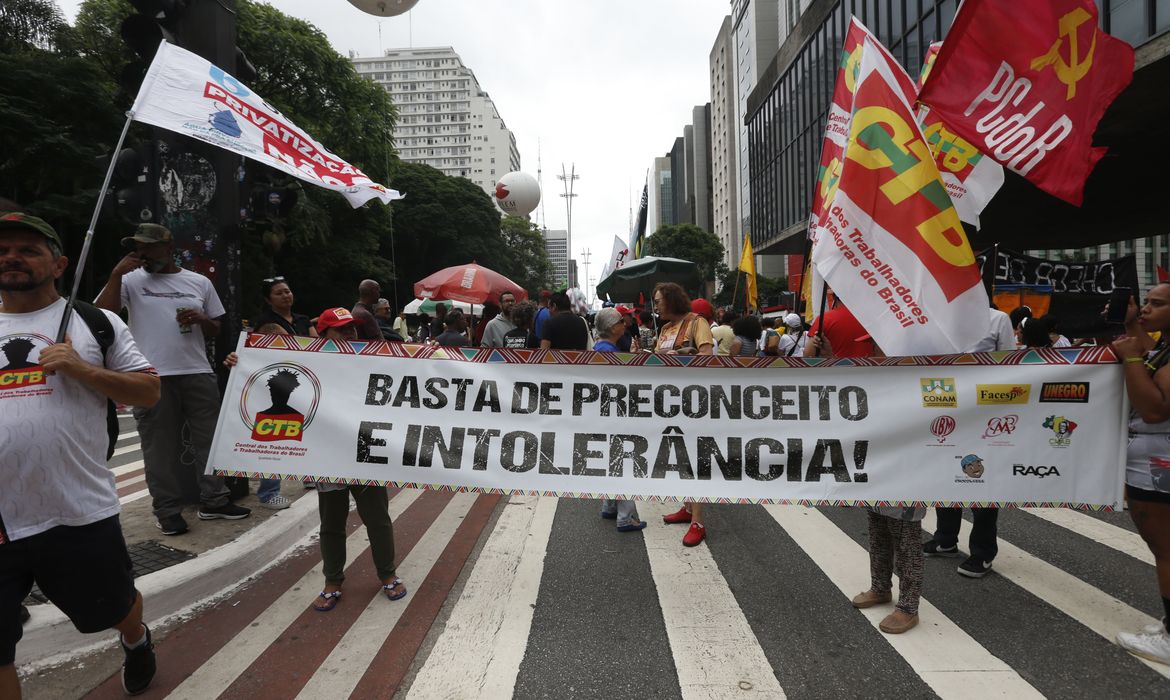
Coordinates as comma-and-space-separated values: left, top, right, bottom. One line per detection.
5, 213, 1170, 698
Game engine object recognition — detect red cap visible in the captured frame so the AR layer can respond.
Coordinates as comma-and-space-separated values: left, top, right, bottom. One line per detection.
616, 304, 634, 315
316, 307, 355, 334
691, 298, 714, 320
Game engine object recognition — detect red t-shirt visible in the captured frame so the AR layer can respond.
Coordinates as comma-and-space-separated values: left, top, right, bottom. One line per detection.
809, 305, 871, 358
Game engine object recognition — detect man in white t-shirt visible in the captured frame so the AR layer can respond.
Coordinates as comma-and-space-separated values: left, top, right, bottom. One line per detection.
96, 224, 250, 536
0, 213, 161, 696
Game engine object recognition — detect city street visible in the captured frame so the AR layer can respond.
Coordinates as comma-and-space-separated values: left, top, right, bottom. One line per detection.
18, 420, 1170, 699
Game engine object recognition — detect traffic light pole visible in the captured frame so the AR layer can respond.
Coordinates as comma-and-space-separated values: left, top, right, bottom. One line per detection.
56, 111, 136, 343
172, 0, 242, 364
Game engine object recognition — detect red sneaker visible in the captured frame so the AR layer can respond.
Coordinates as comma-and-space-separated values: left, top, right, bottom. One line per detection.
662, 506, 692, 524
682, 522, 705, 547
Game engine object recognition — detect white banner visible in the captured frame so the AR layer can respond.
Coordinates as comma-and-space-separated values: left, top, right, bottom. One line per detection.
132, 41, 402, 208
208, 336, 1128, 509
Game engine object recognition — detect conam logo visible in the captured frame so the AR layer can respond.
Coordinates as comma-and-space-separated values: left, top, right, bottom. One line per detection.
1039, 382, 1090, 403
238, 362, 322, 442
921, 378, 957, 407
976, 384, 1030, 405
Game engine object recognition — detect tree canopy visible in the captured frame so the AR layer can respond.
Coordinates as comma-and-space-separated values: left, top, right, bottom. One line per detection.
645, 224, 726, 282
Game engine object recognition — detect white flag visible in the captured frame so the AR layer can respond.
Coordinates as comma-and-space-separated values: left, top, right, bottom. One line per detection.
607, 235, 630, 272
132, 41, 402, 208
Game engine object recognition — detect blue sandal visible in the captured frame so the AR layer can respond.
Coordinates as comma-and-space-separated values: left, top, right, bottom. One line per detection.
383, 578, 408, 601
313, 590, 342, 612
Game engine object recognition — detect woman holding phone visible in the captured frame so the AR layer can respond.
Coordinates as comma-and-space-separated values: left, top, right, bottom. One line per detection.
1113, 285, 1170, 665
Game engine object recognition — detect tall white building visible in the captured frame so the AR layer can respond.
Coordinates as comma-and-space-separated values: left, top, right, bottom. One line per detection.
710, 15, 739, 273
543, 229, 570, 288
352, 47, 521, 198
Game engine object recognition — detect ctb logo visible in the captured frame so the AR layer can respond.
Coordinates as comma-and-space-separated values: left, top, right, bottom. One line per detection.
239, 363, 321, 442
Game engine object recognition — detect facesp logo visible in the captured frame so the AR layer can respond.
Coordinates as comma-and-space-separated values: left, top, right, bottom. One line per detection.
976, 384, 1030, 405
1039, 382, 1090, 403
1043, 415, 1078, 447
982, 414, 1019, 440
238, 362, 322, 442
930, 415, 956, 443
921, 378, 957, 407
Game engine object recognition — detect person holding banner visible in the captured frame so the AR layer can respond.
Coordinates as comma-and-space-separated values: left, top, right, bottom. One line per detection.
806, 330, 925, 634
311, 308, 406, 611
653, 283, 715, 546
593, 308, 647, 532
1112, 286, 1170, 665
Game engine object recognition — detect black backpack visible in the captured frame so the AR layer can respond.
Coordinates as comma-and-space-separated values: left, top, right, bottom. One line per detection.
72, 301, 121, 461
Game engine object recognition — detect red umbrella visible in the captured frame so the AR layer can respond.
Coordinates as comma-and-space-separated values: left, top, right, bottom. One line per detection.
413, 262, 529, 305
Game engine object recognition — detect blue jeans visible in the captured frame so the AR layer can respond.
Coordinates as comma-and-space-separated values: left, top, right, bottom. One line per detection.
257, 479, 282, 502
600, 499, 640, 527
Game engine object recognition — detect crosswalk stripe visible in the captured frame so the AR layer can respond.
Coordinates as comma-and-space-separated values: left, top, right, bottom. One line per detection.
1025, 507, 1153, 565
119, 489, 148, 505
165, 489, 423, 700
295, 492, 479, 699
115, 474, 145, 493
767, 505, 1043, 698
921, 510, 1170, 680
640, 502, 787, 699
111, 459, 143, 477
405, 495, 557, 699
110, 442, 140, 458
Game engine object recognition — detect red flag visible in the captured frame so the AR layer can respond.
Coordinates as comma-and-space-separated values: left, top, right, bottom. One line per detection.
917, 0, 1133, 206
1158, 266, 1170, 283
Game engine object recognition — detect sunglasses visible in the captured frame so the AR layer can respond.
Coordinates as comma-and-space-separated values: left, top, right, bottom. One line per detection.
262, 276, 286, 283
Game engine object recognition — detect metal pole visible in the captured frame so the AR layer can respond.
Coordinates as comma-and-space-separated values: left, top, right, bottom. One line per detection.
56, 111, 136, 343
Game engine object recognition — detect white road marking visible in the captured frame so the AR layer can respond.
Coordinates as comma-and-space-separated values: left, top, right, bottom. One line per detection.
165, 488, 423, 700
296, 493, 478, 700
641, 501, 787, 699
405, 495, 556, 699
768, 505, 1042, 698
1025, 507, 1153, 565
922, 510, 1169, 680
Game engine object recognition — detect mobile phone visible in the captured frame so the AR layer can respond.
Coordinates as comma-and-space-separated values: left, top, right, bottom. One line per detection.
1106, 287, 1133, 324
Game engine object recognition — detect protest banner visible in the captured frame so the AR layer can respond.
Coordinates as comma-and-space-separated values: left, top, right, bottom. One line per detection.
810, 36, 989, 356
132, 41, 402, 208
207, 335, 1127, 510
916, 0, 1134, 206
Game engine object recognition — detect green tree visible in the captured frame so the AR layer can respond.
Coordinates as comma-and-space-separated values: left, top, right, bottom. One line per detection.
382, 161, 509, 305
645, 224, 726, 282
498, 216, 554, 293
0, 0, 123, 281
72, 0, 401, 318
712, 267, 791, 311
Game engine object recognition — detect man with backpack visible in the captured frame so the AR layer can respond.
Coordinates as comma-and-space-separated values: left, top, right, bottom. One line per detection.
0, 213, 162, 696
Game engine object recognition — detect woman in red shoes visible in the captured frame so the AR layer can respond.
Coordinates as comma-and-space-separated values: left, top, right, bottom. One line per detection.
650, 283, 715, 546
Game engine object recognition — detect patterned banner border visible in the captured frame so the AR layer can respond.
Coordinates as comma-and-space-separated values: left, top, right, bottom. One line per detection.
214, 470, 1117, 512
244, 334, 1120, 368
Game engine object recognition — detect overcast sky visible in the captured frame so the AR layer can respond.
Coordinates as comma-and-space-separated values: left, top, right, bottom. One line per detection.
56, 0, 730, 293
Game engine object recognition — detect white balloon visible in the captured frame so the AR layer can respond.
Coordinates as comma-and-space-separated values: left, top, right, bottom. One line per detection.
494, 172, 541, 217
346, 0, 420, 17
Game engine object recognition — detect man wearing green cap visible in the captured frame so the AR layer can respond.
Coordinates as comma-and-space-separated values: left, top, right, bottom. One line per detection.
0, 212, 162, 696
96, 223, 250, 536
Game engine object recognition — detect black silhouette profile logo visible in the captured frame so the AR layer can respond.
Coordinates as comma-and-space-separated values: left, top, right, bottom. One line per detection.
0, 337, 37, 371
252, 368, 306, 441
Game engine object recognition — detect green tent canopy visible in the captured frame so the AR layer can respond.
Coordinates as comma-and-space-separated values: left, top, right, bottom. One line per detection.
595, 256, 702, 303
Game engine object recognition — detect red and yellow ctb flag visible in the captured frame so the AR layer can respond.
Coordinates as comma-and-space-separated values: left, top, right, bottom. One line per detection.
810, 35, 988, 355
917, 0, 1134, 206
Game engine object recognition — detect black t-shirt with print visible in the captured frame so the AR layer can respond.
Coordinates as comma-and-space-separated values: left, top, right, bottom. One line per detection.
540, 312, 589, 350
503, 328, 539, 349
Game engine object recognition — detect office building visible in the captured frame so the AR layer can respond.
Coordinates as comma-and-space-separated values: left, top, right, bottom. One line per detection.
710, 15, 740, 272
543, 229, 571, 288
352, 46, 521, 198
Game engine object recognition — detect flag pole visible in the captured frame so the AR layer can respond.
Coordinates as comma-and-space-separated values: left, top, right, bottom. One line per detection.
813, 279, 830, 357
56, 110, 136, 343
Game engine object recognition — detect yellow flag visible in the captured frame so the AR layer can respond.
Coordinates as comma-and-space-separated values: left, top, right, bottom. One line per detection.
739, 236, 757, 311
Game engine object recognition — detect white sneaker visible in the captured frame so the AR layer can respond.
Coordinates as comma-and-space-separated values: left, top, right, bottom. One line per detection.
260, 495, 292, 510
1117, 627, 1170, 665
1141, 618, 1167, 635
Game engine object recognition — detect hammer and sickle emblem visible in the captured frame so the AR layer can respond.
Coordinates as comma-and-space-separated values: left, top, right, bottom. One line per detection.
1029, 7, 1097, 100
